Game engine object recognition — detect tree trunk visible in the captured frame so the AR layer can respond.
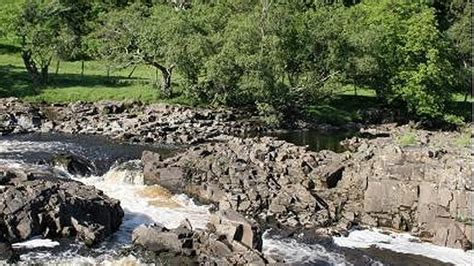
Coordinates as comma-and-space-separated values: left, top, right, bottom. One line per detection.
463, 60, 469, 103
55, 60, 60, 74
161, 67, 173, 97
128, 65, 138, 78
21, 51, 42, 86
81, 60, 85, 79
143, 56, 175, 97
41, 64, 49, 84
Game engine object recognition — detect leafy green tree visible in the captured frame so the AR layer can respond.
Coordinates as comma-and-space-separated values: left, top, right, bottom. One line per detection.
197, 2, 282, 106
445, 0, 471, 101
347, 0, 457, 120
15, 0, 62, 86
0, 2, 20, 39
91, 3, 208, 97
195, 1, 351, 117
54, 0, 96, 61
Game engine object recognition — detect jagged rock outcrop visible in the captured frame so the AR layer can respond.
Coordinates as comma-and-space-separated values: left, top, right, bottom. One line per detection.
141, 125, 473, 251
335, 125, 473, 250
0, 171, 124, 246
141, 136, 346, 229
0, 235, 15, 263
132, 210, 269, 265
51, 153, 96, 177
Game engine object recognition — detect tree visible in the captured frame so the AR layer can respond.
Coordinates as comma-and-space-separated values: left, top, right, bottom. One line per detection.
445, 0, 471, 101
54, 0, 95, 61
278, 3, 351, 99
15, 0, 62, 86
91, 3, 208, 97
347, 0, 457, 120
0, 2, 20, 39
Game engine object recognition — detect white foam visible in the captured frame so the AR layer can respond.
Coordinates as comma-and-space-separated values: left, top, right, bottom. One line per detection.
334, 228, 474, 265
262, 232, 348, 265
12, 238, 60, 249
0, 140, 73, 154
77, 176, 212, 244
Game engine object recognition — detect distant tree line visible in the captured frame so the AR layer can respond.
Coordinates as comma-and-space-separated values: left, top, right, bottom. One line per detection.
6, 0, 472, 123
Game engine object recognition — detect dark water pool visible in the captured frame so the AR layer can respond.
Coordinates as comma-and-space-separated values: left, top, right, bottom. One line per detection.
268, 129, 355, 152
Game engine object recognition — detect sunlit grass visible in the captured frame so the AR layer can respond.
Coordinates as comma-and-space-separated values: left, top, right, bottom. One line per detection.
395, 131, 418, 147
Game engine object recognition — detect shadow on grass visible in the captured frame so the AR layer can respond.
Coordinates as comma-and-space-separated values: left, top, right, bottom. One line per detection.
49, 73, 138, 88
0, 43, 21, 54
305, 95, 386, 125
0, 65, 36, 97
0, 64, 145, 98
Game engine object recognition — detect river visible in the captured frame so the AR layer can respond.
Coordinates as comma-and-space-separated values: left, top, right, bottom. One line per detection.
1, 133, 472, 265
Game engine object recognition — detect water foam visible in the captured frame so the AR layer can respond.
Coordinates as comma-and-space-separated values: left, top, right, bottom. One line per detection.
262, 232, 348, 265
12, 238, 60, 249
0, 140, 74, 154
334, 228, 474, 265
77, 175, 212, 244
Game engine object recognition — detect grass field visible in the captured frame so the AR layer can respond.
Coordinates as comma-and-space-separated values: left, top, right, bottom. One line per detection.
0, 39, 168, 103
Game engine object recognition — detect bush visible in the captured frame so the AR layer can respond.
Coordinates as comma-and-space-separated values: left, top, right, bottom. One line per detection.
256, 102, 283, 128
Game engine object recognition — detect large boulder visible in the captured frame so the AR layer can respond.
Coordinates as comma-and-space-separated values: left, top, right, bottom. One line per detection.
141, 151, 185, 192
132, 217, 268, 265
207, 209, 263, 251
0, 114, 14, 135
52, 153, 96, 177
0, 171, 124, 246
132, 224, 184, 254
0, 98, 42, 134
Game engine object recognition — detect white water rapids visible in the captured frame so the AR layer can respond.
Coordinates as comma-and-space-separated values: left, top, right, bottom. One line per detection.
1, 136, 473, 265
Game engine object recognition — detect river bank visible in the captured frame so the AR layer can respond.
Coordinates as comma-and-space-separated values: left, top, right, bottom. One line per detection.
0, 98, 472, 264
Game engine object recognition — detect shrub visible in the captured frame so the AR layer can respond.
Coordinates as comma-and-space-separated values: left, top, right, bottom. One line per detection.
256, 102, 283, 128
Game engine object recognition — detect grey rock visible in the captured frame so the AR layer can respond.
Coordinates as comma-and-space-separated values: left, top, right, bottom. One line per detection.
0, 171, 123, 246
52, 153, 95, 177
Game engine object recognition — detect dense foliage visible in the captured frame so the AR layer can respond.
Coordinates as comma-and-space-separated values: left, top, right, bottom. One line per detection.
5, 0, 472, 124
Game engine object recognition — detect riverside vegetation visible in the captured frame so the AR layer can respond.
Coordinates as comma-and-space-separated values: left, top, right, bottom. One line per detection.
0, 0, 471, 127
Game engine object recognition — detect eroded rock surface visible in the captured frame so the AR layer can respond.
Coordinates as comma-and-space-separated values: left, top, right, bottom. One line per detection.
142, 125, 472, 250
335, 125, 473, 250
0, 171, 124, 246
0, 98, 263, 144
141, 136, 346, 229
132, 210, 269, 265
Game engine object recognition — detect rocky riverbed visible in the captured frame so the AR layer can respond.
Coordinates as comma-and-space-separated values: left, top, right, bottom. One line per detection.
0, 97, 264, 144
140, 124, 473, 251
0, 98, 472, 265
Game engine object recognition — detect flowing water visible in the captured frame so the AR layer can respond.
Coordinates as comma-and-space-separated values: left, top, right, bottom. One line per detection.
1, 133, 473, 265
